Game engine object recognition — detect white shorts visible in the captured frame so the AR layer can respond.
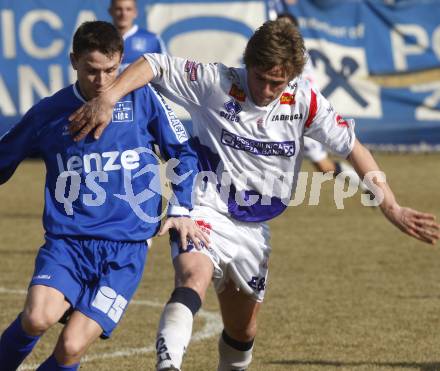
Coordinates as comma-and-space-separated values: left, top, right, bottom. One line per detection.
303, 136, 328, 162
170, 205, 271, 302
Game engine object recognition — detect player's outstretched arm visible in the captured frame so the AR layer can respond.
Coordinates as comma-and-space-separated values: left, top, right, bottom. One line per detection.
348, 139, 440, 245
69, 56, 155, 141
159, 217, 210, 251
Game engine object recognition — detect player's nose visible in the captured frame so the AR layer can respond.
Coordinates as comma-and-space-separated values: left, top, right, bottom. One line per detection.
261, 83, 273, 98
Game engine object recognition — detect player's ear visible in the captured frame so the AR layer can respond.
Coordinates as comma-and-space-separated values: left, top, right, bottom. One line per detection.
70, 53, 78, 70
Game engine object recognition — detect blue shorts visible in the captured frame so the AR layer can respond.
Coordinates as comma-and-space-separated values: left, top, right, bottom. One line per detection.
30, 234, 148, 338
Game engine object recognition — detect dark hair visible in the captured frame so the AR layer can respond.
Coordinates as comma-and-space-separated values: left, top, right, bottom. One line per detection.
277, 12, 299, 27
110, 0, 136, 6
72, 21, 123, 57
243, 20, 306, 80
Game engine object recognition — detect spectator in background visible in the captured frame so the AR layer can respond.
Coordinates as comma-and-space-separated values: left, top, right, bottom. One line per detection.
277, 12, 368, 191
109, 0, 166, 71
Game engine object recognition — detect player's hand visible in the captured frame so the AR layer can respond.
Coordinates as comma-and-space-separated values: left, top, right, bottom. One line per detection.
381, 205, 440, 244
68, 93, 115, 142
159, 217, 210, 250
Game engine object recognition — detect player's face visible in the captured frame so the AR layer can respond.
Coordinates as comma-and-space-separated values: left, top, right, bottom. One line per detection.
70, 50, 121, 101
247, 65, 290, 107
109, 0, 137, 32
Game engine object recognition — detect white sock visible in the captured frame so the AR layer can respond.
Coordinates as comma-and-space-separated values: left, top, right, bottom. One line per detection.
217, 333, 253, 371
156, 302, 193, 370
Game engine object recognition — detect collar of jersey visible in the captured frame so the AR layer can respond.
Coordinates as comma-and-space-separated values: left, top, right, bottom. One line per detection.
73, 82, 87, 103
123, 25, 139, 40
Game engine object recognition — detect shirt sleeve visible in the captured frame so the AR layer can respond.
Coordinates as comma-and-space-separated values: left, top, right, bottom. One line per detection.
0, 109, 39, 184
146, 85, 199, 215
143, 53, 218, 110
303, 85, 356, 158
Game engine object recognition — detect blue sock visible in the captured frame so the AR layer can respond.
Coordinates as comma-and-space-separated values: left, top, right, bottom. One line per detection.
37, 354, 79, 371
0, 313, 41, 371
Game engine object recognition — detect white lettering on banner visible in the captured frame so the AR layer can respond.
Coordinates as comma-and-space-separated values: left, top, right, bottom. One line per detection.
20, 10, 64, 59
433, 26, 440, 59
412, 82, 440, 120
0, 75, 17, 116
305, 39, 381, 118
1, 10, 16, 58
147, 1, 265, 65
18, 64, 63, 114
299, 17, 364, 39
0, 63, 75, 119
0, 9, 98, 60
391, 24, 430, 71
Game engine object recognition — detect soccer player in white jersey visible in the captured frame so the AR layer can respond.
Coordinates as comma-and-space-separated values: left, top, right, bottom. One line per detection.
69, 20, 440, 371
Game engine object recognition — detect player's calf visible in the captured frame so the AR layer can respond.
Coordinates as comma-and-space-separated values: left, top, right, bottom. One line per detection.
53, 310, 103, 366
217, 330, 254, 371
156, 287, 202, 371
36, 354, 79, 370
0, 313, 41, 371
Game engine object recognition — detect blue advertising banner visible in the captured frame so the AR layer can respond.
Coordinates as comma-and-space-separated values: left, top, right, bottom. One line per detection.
268, 0, 440, 150
1, 0, 439, 149
0, 0, 265, 136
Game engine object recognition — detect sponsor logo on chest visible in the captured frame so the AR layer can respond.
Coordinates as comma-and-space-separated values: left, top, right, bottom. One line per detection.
112, 101, 133, 123
229, 84, 246, 102
271, 113, 303, 122
56, 149, 141, 175
220, 99, 242, 123
221, 129, 296, 157
132, 37, 147, 51
280, 92, 295, 105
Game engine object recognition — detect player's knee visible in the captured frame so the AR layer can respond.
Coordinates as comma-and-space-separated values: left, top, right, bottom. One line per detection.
168, 286, 202, 316
56, 333, 88, 362
225, 322, 257, 343
175, 270, 209, 299
174, 253, 213, 297
21, 308, 56, 335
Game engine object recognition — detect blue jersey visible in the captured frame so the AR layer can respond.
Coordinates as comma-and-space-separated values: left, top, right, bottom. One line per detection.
121, 25, 166, 71
0, 83, 197, 241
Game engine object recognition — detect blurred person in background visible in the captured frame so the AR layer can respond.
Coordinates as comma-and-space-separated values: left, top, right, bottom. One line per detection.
0, 21, 203, 371
68, 19, 440, 371
109, 0, 166, 71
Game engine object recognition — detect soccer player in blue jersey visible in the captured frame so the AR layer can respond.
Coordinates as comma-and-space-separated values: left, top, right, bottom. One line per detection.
0, 21, 205, 371
109, 0, 166, 71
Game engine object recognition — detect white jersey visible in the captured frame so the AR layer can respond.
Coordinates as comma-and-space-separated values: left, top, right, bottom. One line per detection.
145, 53, 356, 222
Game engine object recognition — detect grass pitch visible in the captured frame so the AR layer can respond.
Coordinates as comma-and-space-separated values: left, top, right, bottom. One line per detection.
1, 153, 440, 370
